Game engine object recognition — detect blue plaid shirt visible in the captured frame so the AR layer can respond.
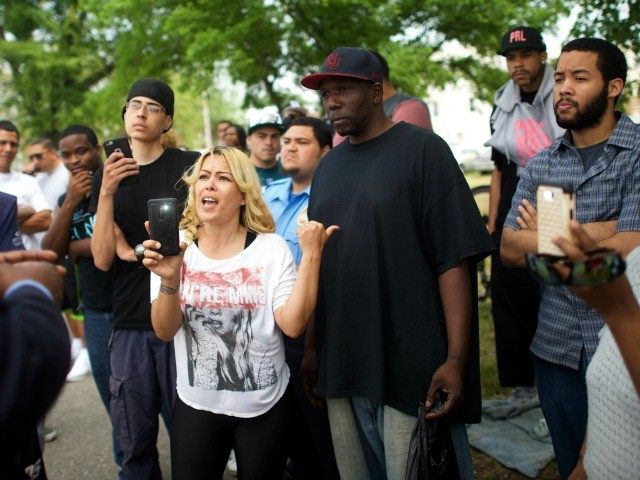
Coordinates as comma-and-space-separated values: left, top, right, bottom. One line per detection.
504, 113, 640, 369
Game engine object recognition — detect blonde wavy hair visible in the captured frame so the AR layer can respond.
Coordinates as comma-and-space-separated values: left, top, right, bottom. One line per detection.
179, 146, 275, 240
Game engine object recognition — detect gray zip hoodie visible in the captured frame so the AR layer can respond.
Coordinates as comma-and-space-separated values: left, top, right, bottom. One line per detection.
485, 64, 564, 175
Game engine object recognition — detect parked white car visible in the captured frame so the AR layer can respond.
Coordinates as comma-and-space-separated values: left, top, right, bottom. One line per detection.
450, 144, 494, 173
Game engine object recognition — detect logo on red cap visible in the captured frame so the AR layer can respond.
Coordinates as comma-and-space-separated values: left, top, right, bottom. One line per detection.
325, 52, 342, 70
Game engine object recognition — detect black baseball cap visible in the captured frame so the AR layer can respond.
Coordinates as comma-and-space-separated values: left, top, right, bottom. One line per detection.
125, 78, 174, 116
498, 26, 546, 55
301, 47, 383, 90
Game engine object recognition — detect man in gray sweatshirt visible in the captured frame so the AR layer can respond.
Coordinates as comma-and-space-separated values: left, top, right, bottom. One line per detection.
485, 26, 564, 399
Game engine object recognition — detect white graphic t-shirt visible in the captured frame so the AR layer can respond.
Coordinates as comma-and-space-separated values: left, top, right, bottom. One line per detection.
150, 232, 296, 418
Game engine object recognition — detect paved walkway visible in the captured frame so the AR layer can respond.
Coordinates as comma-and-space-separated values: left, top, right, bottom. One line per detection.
42, 376, 234, 479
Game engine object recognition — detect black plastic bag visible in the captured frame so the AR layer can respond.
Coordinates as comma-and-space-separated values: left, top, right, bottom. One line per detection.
404, 402, 460, 480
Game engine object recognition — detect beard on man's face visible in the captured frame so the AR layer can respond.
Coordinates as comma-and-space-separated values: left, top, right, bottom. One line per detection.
554, 84, 609, 131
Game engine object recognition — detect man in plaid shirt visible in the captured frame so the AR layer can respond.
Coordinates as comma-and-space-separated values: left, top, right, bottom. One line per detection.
501, 38, 640, 479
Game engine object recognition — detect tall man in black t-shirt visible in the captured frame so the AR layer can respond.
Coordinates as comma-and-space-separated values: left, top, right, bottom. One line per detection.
90, 79, 199, 480
41, 124, 122, 466
485, 27, 563, 398
301, 47, 494, 480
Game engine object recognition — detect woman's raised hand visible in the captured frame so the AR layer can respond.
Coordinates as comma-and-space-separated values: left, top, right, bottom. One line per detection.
297, 221, 339, 257
141, 221, 187, 280
142, 239, 188, 280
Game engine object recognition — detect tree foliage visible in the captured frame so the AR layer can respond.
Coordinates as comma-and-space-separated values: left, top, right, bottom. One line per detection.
571, 0, 639, 51
0, 0, 113, 137
1, 0, 637, 143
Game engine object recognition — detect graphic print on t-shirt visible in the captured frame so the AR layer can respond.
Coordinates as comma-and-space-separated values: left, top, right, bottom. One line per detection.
181, 266, 277, 392
514, 118, 551, 168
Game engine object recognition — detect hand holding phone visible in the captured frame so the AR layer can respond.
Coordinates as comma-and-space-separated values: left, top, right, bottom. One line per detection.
148, 198, 180, 256
537, 183, 575, 256
103, 137, 138, 186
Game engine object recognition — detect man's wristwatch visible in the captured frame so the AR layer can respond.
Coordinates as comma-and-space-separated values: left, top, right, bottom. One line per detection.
134, 244, 146, 262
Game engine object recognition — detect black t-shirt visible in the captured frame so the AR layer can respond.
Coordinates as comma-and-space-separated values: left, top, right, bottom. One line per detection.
89, 148, 199, 329
491, 90, 537, 230
308, 122, 494, 422
57, 193, 114, 311
577, 139, 607, 173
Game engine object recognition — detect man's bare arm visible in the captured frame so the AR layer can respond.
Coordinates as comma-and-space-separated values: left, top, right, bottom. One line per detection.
91, 197, 116, 271
597, 231, 640, 258
41, 203, 75, 257
17, 205, 35, 223
68, 239, 92, 261
425, 262, 471, 419
20, 210, 51, 234
501, 226, 537, 267
91, 151, 139, 270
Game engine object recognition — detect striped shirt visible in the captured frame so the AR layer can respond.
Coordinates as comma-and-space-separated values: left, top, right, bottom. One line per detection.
504, 113, 640, 369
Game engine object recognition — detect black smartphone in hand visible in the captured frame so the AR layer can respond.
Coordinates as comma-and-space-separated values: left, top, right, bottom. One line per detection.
103, 137, 138, 186
148, 198, 181, 256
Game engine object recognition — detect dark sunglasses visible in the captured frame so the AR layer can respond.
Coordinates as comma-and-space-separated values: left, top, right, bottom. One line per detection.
526, 248, 626, 286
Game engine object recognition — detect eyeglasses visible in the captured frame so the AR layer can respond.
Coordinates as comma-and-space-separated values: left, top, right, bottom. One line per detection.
27, 152, 44, 161
526, 248, 626, 286
126, 100, 165, 114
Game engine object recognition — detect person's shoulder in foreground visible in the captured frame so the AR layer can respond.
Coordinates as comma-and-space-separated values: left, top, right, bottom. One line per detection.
0, 250, 69, 477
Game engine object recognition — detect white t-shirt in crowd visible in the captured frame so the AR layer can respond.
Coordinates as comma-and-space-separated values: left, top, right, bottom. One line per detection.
35, 162, 69, 246
0, 171, 51, 250
150, 232, 296, 418
36, 162, 69, 212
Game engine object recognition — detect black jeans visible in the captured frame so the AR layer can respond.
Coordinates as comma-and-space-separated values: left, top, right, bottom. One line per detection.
285, 338, 340, 480
171, 387, 294, 480
490, 232, 540, 387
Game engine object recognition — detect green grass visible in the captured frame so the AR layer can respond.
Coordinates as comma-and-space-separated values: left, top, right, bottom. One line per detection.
478, 299, 510, 399
464, 171, 492, 190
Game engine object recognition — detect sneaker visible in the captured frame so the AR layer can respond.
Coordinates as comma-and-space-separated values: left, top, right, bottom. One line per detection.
508, 386, 539, 405
70, 337, 83, 361
66, 348, 92, 382
532, 418, 550, 440
44, 426, 57, 443
226, 450, 238, 477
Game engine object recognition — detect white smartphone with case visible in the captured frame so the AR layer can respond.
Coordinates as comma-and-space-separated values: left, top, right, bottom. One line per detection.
537, 183, 575, 256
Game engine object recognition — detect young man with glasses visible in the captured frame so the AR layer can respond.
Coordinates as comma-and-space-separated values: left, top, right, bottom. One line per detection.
90, 78, 199, 480
501, 38, 640, 479
0, 120, 51, 250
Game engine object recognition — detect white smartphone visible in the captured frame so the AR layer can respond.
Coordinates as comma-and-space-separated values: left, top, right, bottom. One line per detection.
537, 183, 575, 256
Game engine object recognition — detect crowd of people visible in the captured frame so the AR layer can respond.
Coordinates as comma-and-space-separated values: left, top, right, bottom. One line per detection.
1, 29, 639, 480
